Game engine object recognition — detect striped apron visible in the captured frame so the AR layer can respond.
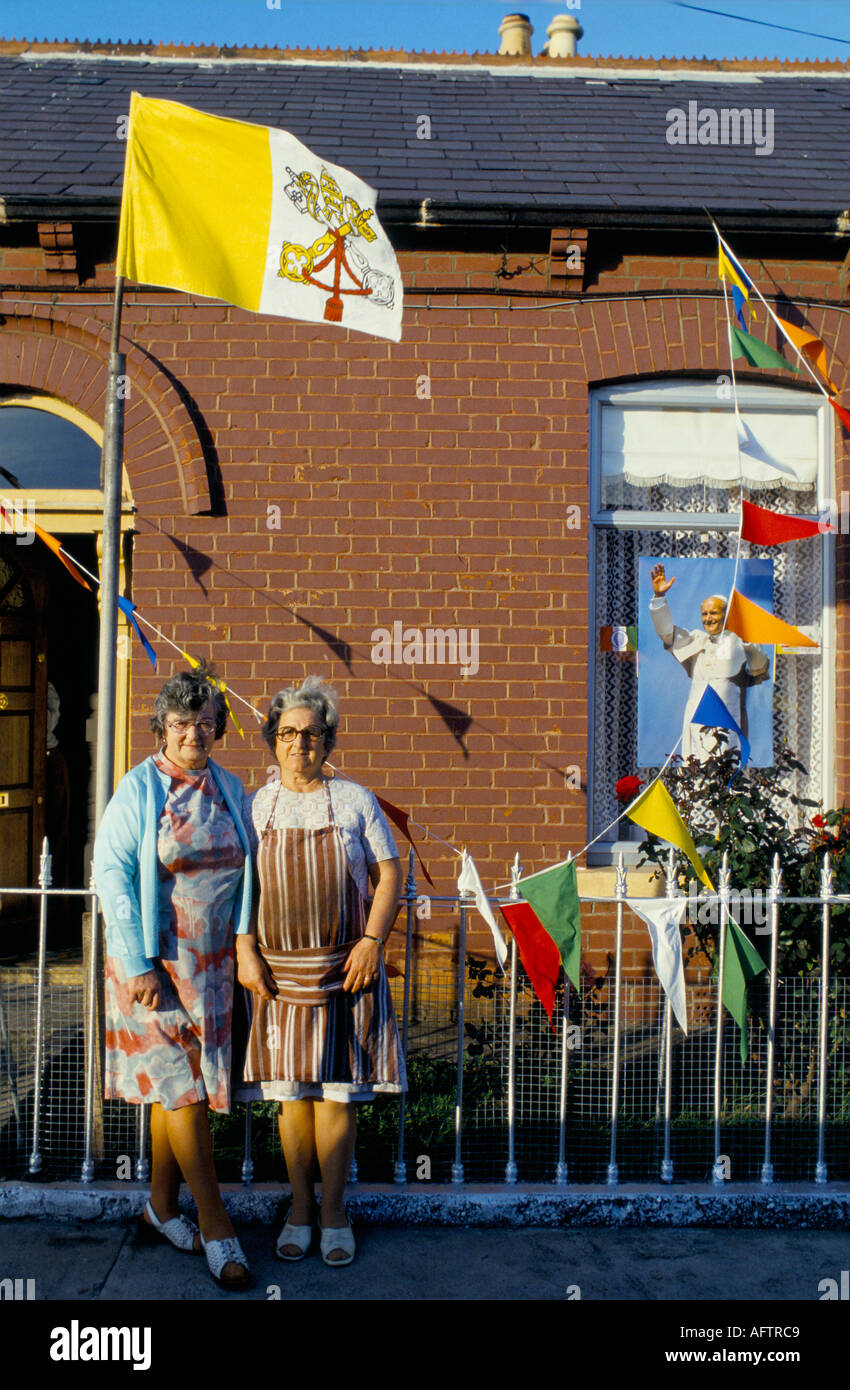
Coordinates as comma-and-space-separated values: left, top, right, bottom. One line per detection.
241, 781, 405, 1096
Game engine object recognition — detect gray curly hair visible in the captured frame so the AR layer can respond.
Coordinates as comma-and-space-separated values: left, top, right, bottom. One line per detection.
150, 666, 227, 741
261, 676, 340, 757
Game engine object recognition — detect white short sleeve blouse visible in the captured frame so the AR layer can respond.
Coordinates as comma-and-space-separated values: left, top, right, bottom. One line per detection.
249, 775, 398, 898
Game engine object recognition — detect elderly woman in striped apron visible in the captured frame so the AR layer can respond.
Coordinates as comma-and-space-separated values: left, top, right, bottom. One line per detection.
236, 677, 405, 1265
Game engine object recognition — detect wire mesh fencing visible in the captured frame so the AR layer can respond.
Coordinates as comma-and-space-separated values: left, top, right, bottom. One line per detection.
3, 952, 847, 1186
0, 954, 138, 1182
349, 970, 850, 1185
2, 844, 849, 1187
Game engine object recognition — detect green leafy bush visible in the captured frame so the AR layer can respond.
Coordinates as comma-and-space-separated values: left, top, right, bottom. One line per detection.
633, 739, 850, 975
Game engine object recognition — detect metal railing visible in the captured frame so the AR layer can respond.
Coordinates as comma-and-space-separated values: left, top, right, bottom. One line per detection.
1, 839, 849, 1187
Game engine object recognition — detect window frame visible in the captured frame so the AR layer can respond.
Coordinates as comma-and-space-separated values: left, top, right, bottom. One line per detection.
587, 378, 835, 865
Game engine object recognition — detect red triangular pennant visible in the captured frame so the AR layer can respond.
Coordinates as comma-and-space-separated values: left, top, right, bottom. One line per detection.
500, 899, 561, 1030
374, 795, 435, 887
740, 499, 827, 546
830, 398, 850, 434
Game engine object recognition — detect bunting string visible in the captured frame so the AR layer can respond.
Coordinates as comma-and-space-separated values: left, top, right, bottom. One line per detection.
719, 267, 745, 612
10, 527, 463, 865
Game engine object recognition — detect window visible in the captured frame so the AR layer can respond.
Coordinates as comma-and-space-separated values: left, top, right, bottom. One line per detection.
588, 380, 832, 862
0, 398, 102, 489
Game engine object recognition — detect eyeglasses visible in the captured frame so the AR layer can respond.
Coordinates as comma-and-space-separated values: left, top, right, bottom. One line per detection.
276, 726, 324, 744
166, 718, 216, 735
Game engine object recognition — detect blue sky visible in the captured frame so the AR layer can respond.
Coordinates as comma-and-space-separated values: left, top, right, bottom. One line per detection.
2, 0, 849, 61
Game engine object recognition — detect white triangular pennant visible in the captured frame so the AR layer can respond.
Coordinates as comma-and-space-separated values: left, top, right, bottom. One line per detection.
458, 851, 508, 970
627, 897, 689, 1034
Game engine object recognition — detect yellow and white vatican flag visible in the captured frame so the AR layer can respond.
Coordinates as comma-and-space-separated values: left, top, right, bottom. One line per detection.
116, 92, 403, 342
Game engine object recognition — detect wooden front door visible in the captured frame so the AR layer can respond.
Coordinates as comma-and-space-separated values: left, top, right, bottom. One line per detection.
0, 540, 47, 915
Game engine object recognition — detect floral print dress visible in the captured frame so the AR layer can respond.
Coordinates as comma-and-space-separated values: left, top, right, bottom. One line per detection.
103, 751, 246, 1112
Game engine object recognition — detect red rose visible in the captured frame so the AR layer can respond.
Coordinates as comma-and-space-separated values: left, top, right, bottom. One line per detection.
811, 815, 825, 829
615, 775, 644, 802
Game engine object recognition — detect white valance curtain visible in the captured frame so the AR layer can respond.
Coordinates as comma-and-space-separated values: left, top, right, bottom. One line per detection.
600, 404, 818, 492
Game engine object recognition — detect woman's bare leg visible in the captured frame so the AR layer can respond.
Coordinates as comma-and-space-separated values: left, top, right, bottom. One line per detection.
278, 1101, 319, 1254
314, 1100, 356, 1260
158, 1101, 245, 1279
147, 1102, 201, 1250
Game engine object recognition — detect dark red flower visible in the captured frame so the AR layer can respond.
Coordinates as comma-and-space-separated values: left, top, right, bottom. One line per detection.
615, 775, 644, 802
811, 815, 825, 829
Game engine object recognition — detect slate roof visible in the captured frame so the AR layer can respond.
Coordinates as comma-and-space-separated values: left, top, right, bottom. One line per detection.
1, 53, 848, 228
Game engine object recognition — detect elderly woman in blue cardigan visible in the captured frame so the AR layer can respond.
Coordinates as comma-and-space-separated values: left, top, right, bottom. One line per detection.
93, 667, 254, 1291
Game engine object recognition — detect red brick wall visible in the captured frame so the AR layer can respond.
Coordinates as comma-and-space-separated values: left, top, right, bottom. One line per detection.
1, 235, 847, 973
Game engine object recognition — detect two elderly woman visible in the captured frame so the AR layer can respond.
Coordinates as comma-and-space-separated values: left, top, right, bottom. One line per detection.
94, 668, 404, 1288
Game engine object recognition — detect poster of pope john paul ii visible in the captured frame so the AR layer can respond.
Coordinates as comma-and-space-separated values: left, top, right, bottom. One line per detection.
637, 555, 774, 767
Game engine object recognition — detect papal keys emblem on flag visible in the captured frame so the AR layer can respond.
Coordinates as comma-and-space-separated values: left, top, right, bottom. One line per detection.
278, 165, 396, 326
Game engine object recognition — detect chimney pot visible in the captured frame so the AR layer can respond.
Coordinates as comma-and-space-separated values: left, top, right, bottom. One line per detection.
498, 13, 533, 57
546, 14, 583, 59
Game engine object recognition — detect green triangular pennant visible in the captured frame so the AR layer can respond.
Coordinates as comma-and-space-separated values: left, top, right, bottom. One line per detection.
518, 860, 582, 992
730, 325, 801, 373
722, 917, 767, 1063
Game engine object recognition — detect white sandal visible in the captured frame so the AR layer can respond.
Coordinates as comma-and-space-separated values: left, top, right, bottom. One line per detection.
138, 1199, 200, 1254
319, 1218, 356, 1267
200, 1233, 252, 1290
276, 1220, 313, 1261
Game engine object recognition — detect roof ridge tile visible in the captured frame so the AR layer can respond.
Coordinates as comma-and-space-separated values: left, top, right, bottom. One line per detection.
0, 38, 849, 72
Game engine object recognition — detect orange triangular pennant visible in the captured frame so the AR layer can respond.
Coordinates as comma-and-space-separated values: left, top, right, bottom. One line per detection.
725, 589, 817, 649
2, 505, 91, 591
775, 317, 839, 394
32, 521, 92, 590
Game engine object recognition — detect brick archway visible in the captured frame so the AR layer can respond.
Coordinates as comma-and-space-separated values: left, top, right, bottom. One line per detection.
568, 293, 850, 399
0, 308, 212, 513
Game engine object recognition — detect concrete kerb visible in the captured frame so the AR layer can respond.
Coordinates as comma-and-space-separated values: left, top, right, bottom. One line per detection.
2, 1181, 850, 1229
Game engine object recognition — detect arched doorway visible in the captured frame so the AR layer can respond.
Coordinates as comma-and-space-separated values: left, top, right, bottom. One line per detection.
0, 545, 47, 917
0, 393, 134, 952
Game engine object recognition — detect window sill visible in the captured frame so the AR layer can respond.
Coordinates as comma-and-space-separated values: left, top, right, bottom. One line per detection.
578, 865, 665, 899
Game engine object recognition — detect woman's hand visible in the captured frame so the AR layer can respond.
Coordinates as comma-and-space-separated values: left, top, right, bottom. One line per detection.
343, 936, 382, 993
128, 970, 161, 1010
236, 940, 278, 1001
